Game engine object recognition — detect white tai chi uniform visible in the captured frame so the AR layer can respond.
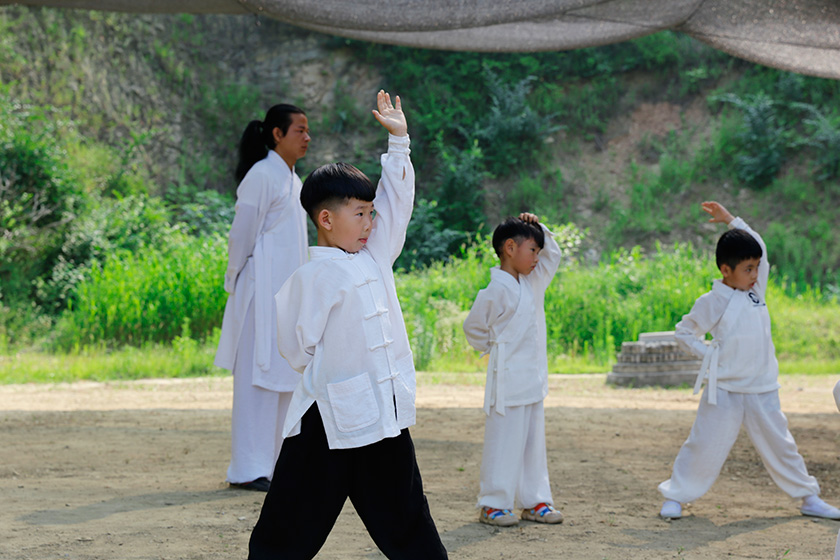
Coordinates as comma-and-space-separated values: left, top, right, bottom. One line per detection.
659, 217, 819, 504
274, 134, 417, 450
463, 224, 562, 510
215, 150, 308, 484
834, 380, 840, 560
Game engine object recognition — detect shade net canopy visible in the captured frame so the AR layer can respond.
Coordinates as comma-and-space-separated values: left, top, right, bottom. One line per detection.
4, 0, 840, 79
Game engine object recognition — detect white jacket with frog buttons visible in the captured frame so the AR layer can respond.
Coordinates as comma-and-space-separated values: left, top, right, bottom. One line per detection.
273, 135, 415, 450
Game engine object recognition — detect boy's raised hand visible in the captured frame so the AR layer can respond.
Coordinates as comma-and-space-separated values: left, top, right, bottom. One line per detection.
519, 212, 539, 225
701, 201, 734, 224
372, 90, 407, 137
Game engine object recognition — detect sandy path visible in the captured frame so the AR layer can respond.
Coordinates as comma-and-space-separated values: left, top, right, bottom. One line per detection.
1, 373, 838, 559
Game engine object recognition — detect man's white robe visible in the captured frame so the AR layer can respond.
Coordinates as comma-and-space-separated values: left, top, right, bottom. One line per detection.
215, 150, 308, 483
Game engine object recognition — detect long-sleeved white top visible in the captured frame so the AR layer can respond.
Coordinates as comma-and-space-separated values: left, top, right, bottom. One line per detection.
274, 134, 415, 450
675, 217, 780, 400
834, 380, 840, 412
214, 150, 308, 392
463, 224, 562, 415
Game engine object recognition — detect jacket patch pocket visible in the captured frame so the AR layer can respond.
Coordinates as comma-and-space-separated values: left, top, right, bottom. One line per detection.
326, 373, 380, 433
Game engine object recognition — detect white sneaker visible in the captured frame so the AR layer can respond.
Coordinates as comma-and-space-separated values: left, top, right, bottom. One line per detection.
660, 499, 682, 519
801, 495, 840, 520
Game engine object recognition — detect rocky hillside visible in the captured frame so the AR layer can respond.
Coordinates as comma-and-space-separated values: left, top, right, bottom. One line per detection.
1, 6, 381, 193
2, 5, 839, 285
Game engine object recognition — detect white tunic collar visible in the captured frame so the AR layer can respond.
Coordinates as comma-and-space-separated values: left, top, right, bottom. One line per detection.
490, 266, 520, 291
308, 246, 359, 261
266, 150, 294, 176
711, 278, 736, 297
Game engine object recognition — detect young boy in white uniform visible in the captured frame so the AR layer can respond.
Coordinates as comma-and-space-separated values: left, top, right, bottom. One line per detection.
463, 214, 564, 526
247, 91, 448, 560
659, 200, 840, 521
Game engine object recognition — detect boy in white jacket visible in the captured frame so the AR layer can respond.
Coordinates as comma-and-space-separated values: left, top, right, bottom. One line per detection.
659, 201, 840, 521
463, 213, 564, 526
247, 91, 447, 560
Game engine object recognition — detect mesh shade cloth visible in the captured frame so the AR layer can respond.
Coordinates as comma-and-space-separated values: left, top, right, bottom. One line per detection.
4, 0, 839, 78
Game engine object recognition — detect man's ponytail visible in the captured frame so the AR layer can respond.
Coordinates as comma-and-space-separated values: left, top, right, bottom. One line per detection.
235, 104, 306, 183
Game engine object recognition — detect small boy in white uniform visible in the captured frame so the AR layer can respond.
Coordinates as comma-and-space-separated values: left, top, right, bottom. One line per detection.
247, 91, 447, 559
659, 200, 840, 521
463, 213, 564, 526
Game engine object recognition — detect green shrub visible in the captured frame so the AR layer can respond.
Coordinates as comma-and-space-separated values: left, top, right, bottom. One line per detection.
0, 97, 84, 305
55, 232, 227, 348
397, 199, 465, 271
793, 103, 840, 181
166, 187, 235, 237
432, 139, 487, 234
717, 92, 787, 187
472, 67, 545, 176
35, 194, 178, 313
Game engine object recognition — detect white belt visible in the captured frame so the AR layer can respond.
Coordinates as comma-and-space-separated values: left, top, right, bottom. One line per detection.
254, 242, 271, 374
693, 340, 720, 405
483, 341, 507, 416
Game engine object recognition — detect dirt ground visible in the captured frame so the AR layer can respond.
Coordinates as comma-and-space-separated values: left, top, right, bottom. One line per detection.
1, 373, 839, 560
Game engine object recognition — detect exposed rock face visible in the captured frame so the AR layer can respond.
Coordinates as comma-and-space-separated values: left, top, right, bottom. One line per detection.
607, 331, 702, 387
0, 7, 382, 192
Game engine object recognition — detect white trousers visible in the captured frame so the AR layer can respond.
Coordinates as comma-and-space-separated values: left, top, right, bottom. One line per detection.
226, 303, 293, 484
659, 387, 820, 503
834, 529, 840, 560
478, 401, 553, 510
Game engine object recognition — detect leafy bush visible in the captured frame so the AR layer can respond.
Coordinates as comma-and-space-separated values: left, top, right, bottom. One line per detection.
0, 97, 84, 305
397, 198, 465, 271
472, 67, 545, 176
432, 139, 487, 234
166, 186, 235, 237
717, 92, 787, 187
55, 232, 227, 348
764, 218, 840, 289
35, 194, 178, 313
793, 103, 840, 181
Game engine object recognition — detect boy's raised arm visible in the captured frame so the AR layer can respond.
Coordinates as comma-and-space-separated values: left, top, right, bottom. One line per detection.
703, 200, 769, 296
519, 212, 562, 292
367, 90, 415, 266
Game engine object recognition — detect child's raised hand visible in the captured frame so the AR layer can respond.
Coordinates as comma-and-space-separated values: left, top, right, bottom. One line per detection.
519, 212, 539, 224
372, 90, 407, 137
701, 201, 734, 224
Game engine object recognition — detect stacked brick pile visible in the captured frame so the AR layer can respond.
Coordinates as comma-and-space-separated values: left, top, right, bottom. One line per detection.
607, 331, 703, 387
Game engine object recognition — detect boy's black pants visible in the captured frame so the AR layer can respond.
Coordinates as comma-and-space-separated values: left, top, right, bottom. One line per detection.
248, 404, 448, 560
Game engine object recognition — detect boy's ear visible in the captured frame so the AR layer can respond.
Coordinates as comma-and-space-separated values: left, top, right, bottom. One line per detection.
317, 208, 332, 231
720, 263, 732, 279
503, 238, 517, 258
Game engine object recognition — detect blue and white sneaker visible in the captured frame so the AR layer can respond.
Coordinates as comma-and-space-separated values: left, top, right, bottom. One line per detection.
521, 503, 564, 524
480, 506, 519, 526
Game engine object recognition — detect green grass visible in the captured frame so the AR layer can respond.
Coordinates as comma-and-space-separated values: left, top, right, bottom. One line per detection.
0, 335, 220, 384
3, 228, 840, 384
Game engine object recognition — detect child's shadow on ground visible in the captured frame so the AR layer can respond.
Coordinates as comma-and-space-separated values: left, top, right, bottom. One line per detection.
622, 514, 832, 552
18, 490, 232, 525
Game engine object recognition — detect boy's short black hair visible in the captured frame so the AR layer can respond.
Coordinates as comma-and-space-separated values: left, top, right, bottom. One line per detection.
492, 217, 545, 258
300, 162, 377, 224
716, 229, 762, 270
